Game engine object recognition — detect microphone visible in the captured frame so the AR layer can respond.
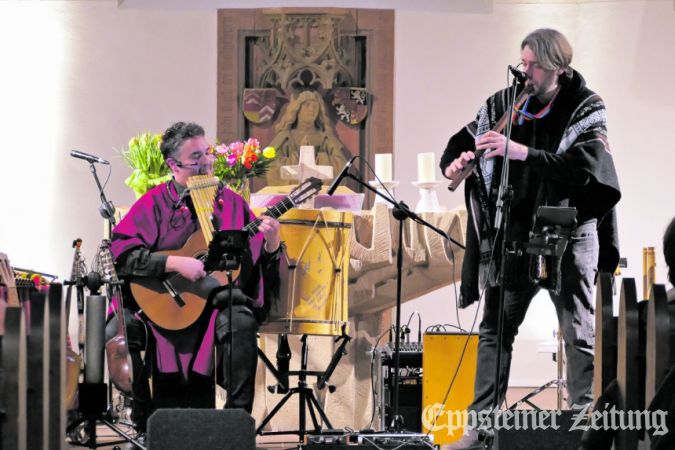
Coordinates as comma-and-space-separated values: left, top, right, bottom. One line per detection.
70, 149, 110, 165
508, 65, 528, 84
326, 155, 357, 195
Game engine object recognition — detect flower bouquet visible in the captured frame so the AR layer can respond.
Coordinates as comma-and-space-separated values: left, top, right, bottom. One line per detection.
211, 138, 276, 200
121, 132, 171, 198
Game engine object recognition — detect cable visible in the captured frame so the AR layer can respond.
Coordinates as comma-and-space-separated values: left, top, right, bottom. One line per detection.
361, 157, 397, 204
404, 310, 416, 330
423, 217, 501, 439
101, 162, 112, 190
416, 311, 422, 343
450, 244, 462, 331
368, 325, 397, 429
425, 323, 466, 333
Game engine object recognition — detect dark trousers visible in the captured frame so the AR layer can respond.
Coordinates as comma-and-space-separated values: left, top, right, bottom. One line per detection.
105, 303, 259, 430
215, 304, 259, 413
468, 221, 598, 420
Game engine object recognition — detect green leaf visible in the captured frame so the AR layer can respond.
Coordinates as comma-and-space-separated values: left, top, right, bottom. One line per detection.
120, 131, 168, 196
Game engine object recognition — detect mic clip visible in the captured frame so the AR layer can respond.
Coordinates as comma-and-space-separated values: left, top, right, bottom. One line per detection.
99, 201, 116, 220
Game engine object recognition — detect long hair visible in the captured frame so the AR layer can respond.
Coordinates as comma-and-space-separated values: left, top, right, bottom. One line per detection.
274, 90, 332, 134
521, 28, 573, 74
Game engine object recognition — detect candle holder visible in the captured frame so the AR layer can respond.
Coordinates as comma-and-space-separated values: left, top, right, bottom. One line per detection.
368, 180, 400, 208
412, 180, 445, 213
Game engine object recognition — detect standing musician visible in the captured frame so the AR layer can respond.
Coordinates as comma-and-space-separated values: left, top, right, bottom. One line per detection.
107, 121, 282, 434
440, 29, 621, 449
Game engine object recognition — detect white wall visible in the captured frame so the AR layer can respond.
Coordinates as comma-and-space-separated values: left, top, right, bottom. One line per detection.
1, 0, 673, 386
0, 1, 216, 276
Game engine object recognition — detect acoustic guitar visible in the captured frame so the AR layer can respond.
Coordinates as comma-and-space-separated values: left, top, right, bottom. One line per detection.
65, 241, 86, 410
98, 240, 133, 396
130, 176, 322, 330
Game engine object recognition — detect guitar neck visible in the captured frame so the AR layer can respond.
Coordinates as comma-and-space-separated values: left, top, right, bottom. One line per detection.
243, 197, 295, 236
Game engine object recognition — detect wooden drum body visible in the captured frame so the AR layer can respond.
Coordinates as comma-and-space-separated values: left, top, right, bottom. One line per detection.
260, 209, 352, 336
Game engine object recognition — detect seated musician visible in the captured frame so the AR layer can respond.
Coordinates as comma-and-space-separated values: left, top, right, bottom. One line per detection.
107, 121, 282, 433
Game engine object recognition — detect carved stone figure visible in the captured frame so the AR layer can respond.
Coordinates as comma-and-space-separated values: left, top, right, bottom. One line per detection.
265, 90, 349, 185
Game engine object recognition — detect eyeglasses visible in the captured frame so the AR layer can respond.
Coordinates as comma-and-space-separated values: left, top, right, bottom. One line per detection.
172, 148, 214, 168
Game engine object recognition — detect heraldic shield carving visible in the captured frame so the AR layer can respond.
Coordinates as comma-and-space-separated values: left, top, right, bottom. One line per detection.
243, 88, 280, 125
218, 9, 394, 195
332, 87, 368, 126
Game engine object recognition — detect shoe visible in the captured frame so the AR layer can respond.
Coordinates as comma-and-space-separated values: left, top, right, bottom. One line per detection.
440, 428, 483, 450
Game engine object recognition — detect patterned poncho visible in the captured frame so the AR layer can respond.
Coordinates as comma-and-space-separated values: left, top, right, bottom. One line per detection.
441, 69, 621, 307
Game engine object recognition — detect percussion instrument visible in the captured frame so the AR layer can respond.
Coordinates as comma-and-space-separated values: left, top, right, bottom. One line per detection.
261, 208, 352, 336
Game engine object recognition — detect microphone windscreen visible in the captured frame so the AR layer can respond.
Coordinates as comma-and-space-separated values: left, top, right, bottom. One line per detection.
84, 294, 106, 384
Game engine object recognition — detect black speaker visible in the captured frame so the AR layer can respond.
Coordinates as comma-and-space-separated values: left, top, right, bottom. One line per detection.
494, 410, 584, 450
395, 383, 422, 432
147, 409, 255, 450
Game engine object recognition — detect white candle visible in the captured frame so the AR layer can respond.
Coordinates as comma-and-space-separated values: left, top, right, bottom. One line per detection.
374, 153, 393, 182
417, 152, 436, 182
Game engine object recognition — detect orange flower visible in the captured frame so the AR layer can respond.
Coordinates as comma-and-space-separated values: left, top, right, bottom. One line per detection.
242, 151, 258, 169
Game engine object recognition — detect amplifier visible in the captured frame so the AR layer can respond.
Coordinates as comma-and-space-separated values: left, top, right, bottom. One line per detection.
385, 341, 424, 353
381, 341, 423, 367
380, 345, 423, 432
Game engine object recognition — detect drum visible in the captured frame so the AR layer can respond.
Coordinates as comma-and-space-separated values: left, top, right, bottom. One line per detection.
260, 209, 352, 336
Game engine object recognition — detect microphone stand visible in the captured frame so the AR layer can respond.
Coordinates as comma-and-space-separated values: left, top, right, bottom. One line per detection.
206, 230, 248, 409
67, 160, 144, 448
337, 171, 464, 432
88, 162, 117, 228
481, 74, 522, 449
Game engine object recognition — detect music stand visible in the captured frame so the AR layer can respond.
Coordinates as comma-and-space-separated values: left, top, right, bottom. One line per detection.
330, 170, 464, 432
206, 229, 249, 408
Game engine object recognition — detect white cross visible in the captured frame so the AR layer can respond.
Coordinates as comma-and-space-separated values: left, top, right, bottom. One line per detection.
280, 145, 334, 183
